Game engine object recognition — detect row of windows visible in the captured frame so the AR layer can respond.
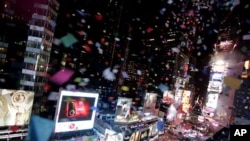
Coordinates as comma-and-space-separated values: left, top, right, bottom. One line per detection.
24, 53, 49, 63
23, 62, 47, 72
1, 13, 28, 22
30, 18, 55, 32
26, 40, 41, 49
34, 7, 48, 17
21, 85, 44, 93
21, 73, 47, 82
26, 40, 52, 53
28, 30, 53, 42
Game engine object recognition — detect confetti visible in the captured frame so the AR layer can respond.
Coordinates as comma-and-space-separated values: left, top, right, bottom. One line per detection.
60, 33, 78, 47
25, 115, 55, 141
49, 68, 75, 85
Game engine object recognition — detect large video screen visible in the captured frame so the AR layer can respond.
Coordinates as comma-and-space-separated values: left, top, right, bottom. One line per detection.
114, 97, 133, 123
148, 122, 158, 137
54, 90, 99, 133
206, 92, 219, 110
143, 93, 158, 115
0, 89, 34, 126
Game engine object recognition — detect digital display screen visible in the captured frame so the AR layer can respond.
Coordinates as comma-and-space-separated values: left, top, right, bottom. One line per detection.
0, 89, 34, 127
139, 128, 150, 141
54, 90, 99, 133
143, 93, 158, 115
114, 97, 132, 122
129, 131, 140, 141
148, 122, 158, 137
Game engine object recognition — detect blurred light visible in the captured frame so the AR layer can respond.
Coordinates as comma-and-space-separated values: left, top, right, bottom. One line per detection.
214, 60, 225, 65
244, 60, 249, 69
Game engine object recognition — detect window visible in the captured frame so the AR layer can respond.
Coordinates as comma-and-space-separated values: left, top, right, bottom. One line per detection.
29, 30, 43, 38
26, 41, 41, 49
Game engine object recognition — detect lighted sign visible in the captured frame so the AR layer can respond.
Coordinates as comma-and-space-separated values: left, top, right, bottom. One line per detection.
244, 60, 250, 69
105, 129, 123, 141
175, 89, 183, 104
0, 89, 34, 127
54, 90, 99, 133
206, 92, 219, 109
162, 90, 174, 104
211, 72, 223, 81
114, 97, 133, 123
208, 72, 224, 93
198, 115, 205, 122
181, 90, 191, 113
143, 93, 158, 115
212, 62, 227, 73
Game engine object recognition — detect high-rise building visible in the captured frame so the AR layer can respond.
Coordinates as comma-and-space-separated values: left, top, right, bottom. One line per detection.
0, 0, 30, 89
19, 0, 59, 97
0, 41, 8, 68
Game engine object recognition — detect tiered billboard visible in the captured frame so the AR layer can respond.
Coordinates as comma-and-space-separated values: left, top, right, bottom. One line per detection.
205, 61, 227, 115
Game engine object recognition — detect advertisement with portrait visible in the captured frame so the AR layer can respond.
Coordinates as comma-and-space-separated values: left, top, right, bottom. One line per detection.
0, 89, 34, 127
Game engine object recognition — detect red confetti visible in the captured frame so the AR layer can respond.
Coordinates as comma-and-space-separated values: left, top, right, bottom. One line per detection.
43, 83, 51, 91
95, 13, 103, 21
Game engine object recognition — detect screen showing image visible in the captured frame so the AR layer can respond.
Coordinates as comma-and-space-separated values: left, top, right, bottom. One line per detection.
162, 91, 174, 104
129, 131, 140, 141
0, 89, 34, 127
148, 122, 158, 137
206, 92, 219, 109
114, 97, 132, 122
105, 129, 123, 141
143, 93, 157, 114
139, 128, 149, 141
54, 90, 99, 133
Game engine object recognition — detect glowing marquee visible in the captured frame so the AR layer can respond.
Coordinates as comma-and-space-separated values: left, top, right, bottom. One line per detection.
181, 90, 191, 113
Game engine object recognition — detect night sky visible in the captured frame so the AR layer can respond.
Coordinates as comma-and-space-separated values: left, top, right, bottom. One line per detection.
2, 0, 249, 97
47, 0, 250, 95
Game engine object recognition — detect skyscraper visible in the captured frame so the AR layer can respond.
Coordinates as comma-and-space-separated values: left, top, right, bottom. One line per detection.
19, 0, 59, 98
0, 0, 30, 89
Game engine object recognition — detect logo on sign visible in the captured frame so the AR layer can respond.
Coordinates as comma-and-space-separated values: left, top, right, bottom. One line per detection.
230, 125, 250, 140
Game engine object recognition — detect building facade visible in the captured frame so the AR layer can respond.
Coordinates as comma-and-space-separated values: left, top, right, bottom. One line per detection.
19, 0, 59, 97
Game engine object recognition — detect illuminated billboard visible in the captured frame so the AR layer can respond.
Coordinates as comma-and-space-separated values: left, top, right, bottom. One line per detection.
143, 93, 158, 115
54, 90, 99, 133
207, 72, 224, 93
205, 92, 219, 109
114, 97, 133, 123
0, 89, 34, 127
181, 90, 191, 113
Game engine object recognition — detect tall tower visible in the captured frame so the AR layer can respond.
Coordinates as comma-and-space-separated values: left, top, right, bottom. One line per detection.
19, 0, 59, 97
0, 0, 31, 89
